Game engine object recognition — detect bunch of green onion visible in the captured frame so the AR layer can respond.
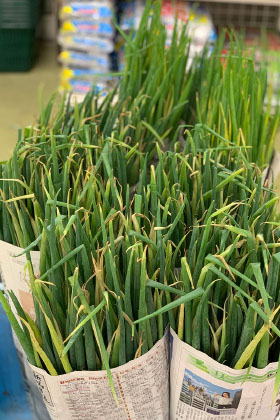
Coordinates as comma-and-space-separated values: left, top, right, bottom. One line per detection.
0, 0, 280, 404
1, 2, 278, 246
1, 125, 280, 385
194, 33, 280, 167
0, 0, 197, 244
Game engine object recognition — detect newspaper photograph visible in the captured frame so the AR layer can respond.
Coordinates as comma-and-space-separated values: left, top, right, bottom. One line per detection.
170, 328, 280, 420
30, 331, 169, 420
0, 240, 39, 319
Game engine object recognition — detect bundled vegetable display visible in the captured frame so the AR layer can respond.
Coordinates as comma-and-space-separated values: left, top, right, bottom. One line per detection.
194, 35, 280, 167
136, 127, 280, 371
1, 1, 280, 419
0, 0, 196, 246
2, 124, 280, 371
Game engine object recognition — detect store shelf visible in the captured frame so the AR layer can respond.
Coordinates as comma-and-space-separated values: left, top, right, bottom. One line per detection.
194, 0, 280, 29
196, 0, 280, 6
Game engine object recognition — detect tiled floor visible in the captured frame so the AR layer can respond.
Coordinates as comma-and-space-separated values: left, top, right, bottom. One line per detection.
0, 43, 60, 162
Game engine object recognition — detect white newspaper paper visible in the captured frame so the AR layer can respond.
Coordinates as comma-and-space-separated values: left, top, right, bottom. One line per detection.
31, 332, 169, 420
13, 333, 51, 420
0, 240, 39, 319
264, 150, 280, 189
170, 328, 280, 420
270, 151, 280, 207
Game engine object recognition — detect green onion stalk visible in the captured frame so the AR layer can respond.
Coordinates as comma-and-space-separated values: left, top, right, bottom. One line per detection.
193, 32, 280, 167
0, 0, 280, 399
1, 126, 280, 382
129, 127, 280, 375
1, 2, 279, 246
0, 0, 198, 244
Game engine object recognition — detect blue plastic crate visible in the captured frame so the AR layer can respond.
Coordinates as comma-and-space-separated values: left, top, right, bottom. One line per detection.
0, 304, 33, 420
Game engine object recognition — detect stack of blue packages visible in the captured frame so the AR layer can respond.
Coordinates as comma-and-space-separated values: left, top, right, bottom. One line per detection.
58, 1, 116, 100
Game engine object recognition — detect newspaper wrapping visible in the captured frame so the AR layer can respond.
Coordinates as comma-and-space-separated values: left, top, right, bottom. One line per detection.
0, 240, 169, 419
170, 328, 280, 420
30, 331, 169, 420
263, 150, 280, 188
0, 240, 39, 319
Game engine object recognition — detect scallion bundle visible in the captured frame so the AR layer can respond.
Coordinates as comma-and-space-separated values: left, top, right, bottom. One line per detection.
1, 125, 279, 382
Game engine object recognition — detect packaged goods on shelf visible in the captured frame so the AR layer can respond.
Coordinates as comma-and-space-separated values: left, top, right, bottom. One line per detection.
161, 0, 216, 47
58, 50, 111, 70
60, 66, 109, 98
57, 34, 114, 53
60, 1, 113, 20
120, 0, 216, 69
58, 1, 116, 101
61, 20, 114, 38
120, 0, 145, 31
121, 1, 216, 45
61, 67, 113, 80
60, 77, 107, 94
